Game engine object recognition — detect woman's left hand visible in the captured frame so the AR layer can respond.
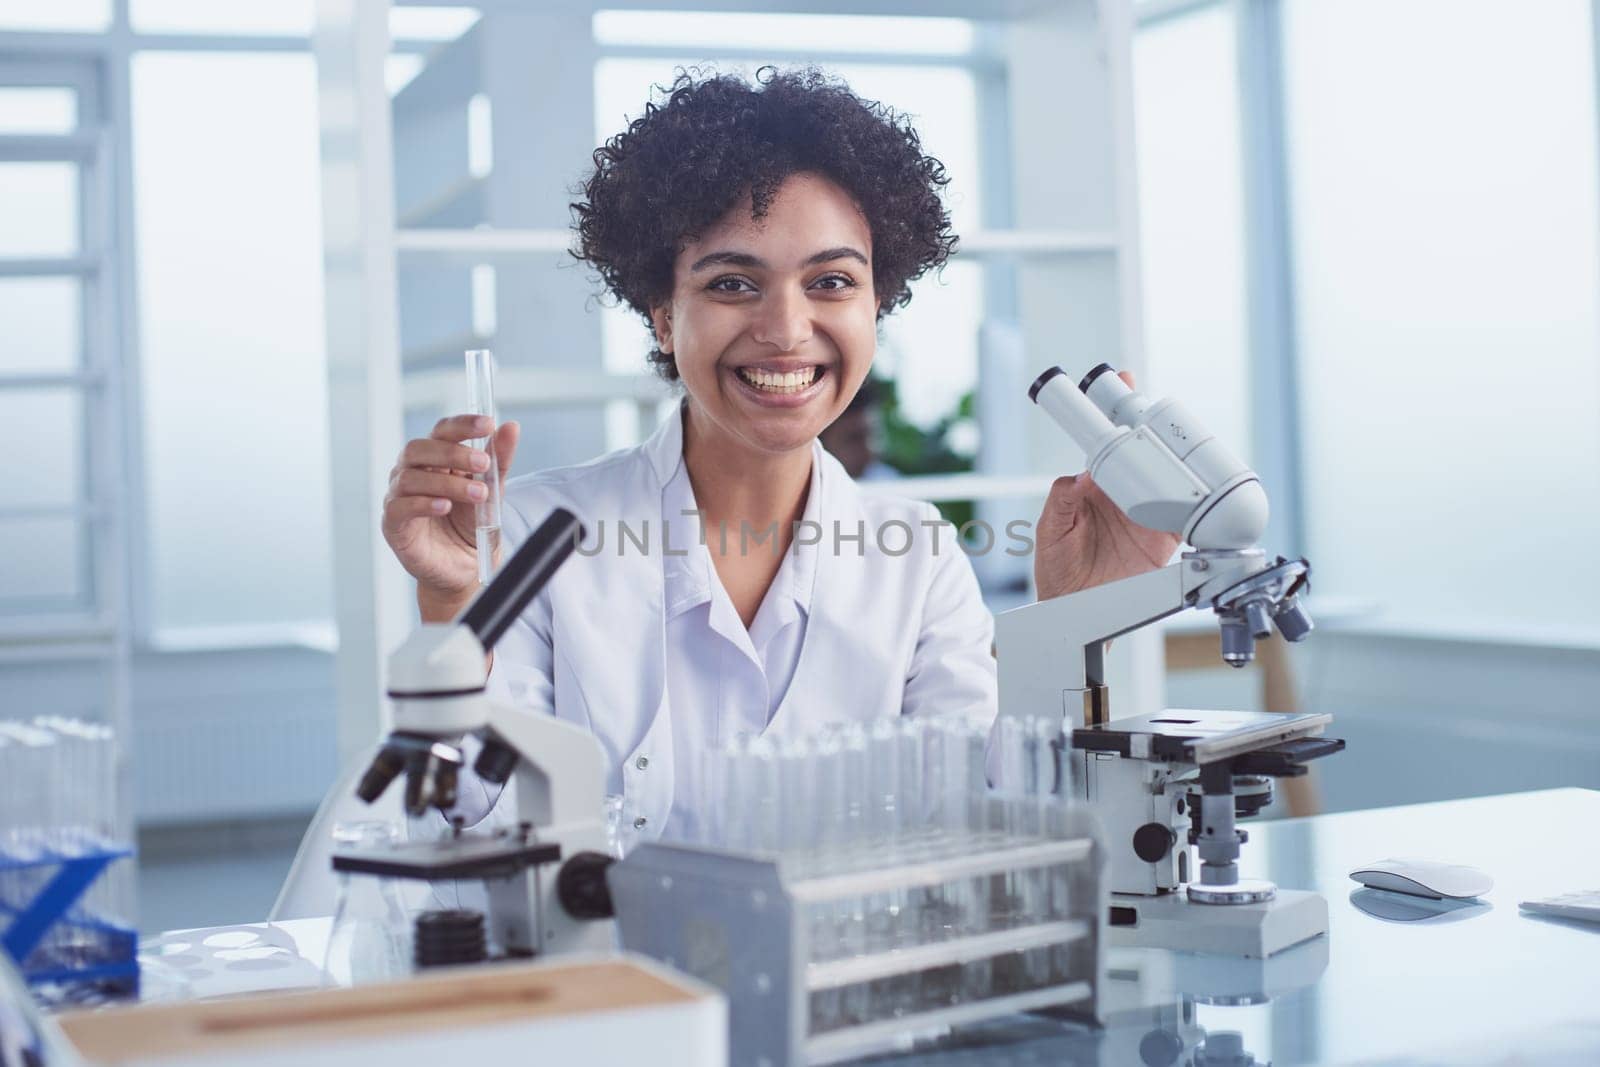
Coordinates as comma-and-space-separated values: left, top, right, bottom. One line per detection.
1031, 372, 1183, 600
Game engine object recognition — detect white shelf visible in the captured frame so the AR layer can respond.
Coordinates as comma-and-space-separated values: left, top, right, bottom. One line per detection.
395, 227, 1118, 264
958, 229, 1119, 256
861, 473, 1056, 502
404, 366, 668, 411
0, 614, 117, 658
395, 228, 572, 263
147, 621, 339, 655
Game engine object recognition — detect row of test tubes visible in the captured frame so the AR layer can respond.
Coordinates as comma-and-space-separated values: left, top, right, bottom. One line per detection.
680, 714, 1084, 1031
0, 717, 134, 996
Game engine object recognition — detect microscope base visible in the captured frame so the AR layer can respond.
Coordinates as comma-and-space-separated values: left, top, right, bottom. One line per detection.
1106, 888, 1327, 958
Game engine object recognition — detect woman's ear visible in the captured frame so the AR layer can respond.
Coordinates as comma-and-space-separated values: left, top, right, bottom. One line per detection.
649, 304, 674, 355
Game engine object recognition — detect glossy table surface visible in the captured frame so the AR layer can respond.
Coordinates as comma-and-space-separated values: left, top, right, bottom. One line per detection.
138, 789, 1600, 1066
873, 787, 1600, 1066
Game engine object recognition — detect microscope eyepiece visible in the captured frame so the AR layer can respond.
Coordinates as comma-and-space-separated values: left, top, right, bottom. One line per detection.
1077, 362, 1116, 393
1028, 365, 1067, 403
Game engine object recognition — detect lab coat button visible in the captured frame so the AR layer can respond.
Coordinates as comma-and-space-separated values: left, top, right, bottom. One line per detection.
633, 816, 648, 830
636, 755, 649, 770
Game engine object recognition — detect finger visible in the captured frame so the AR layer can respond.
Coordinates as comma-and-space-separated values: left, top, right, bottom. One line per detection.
494, 420, 520, 482
402, 437, 491, 475
386, 494, 453, 526
1117, 370, 1137, 389
395, 468, 488, 505
431, 414, 495, 443
1045, 473, 1088, 506
1050, 474, 1081, 493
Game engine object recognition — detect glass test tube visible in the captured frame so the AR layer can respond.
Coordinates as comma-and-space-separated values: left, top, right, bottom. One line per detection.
464, 349, 502, 588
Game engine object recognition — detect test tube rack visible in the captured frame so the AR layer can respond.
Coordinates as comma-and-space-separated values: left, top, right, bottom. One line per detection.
0, 718, 138, 1003
608, 799, 1105, 1066
1, 843, 138, 999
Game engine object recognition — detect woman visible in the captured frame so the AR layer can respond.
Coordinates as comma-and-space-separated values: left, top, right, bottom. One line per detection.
381, 68, 1176, 838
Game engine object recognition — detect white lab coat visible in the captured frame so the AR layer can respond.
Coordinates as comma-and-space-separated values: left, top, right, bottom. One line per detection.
473, 405, 998, 838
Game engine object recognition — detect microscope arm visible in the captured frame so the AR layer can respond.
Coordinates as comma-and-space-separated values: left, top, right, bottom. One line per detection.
995, 547, 1297, 729
996, 560, 1188, 728
482, 701, 606, 832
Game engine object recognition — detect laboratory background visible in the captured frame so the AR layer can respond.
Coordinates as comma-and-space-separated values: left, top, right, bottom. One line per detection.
1, 0, 1599, 1064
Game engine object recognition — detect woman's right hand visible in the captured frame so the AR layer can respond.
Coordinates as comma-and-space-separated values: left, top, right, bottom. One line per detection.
382, 415, 520, 621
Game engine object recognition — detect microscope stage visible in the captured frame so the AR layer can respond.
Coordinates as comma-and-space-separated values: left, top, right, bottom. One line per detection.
333, 834, 561, 881
1073, 709, 1333, 765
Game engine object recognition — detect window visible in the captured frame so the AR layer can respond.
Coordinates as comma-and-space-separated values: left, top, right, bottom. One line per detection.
0, 162, 80, 258
1132, 6, 1251, 458
0, 58, 102, 620
0, 0, 109, 33
0, 86, 77, 134
1282, 0, 1600, 634
131, 52, 332, 632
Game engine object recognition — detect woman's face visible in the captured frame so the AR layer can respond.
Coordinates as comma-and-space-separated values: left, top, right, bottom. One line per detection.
652, 172, 878, 458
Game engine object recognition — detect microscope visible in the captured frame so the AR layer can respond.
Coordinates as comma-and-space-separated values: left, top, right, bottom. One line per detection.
332, 509, 616, 960
996, 364, 1344, 958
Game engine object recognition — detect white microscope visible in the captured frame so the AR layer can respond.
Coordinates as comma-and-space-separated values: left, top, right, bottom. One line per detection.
333, 509, 618, 960
996, 364, 1344, 959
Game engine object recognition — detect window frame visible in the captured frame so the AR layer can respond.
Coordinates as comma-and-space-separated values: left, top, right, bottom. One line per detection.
1136, 0, 1600, 646
0, 53, 115, 632
0, 4, 443, 653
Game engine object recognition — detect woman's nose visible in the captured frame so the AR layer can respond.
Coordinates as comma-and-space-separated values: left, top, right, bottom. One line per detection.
750, 285, 814, 351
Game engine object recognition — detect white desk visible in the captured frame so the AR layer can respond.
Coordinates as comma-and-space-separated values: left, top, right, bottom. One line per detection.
136, 789, 1600, 1066
874, 787, 1600, 1065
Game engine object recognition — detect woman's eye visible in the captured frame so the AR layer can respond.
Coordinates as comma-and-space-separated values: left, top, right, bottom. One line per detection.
810, 273, 856, 291
708, 276, 755, 294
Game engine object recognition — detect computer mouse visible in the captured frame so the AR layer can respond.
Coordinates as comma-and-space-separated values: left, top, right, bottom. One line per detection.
1350, 887, 1491, 923
1348, 858, 1493, 900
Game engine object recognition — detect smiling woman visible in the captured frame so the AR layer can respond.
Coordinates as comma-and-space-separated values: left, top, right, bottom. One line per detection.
379, 65, 1173, 842
573, 67, 957, 384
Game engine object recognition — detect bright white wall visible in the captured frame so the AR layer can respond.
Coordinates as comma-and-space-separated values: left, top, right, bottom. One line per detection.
1283, 0, 1600, 636
1132, 6, 1251, 458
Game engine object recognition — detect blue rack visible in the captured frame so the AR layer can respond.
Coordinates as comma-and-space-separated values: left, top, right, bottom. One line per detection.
0, 843, 138, 998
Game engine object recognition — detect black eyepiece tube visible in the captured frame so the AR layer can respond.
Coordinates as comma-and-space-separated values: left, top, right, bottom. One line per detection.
457, 508, 585, 653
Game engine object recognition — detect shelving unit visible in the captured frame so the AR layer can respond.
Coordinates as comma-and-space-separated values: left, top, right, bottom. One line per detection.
313, 0, 1163, 758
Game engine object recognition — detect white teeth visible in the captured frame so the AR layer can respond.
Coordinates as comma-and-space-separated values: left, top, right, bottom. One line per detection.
738, 366, 820, 393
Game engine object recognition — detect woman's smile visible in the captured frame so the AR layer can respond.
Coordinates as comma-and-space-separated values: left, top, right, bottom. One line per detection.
729, 360, 830, 407
656, 171, 879, 457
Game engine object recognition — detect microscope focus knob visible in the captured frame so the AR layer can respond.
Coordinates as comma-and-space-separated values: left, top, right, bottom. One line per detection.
1133, 822, 1177, 863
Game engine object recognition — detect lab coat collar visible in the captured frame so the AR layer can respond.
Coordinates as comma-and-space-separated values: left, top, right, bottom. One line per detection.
642, 397, 687, 487
647, 401, 826, 624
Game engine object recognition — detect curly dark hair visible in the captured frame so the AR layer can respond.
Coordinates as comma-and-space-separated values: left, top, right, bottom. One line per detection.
572, 66, 958, 381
